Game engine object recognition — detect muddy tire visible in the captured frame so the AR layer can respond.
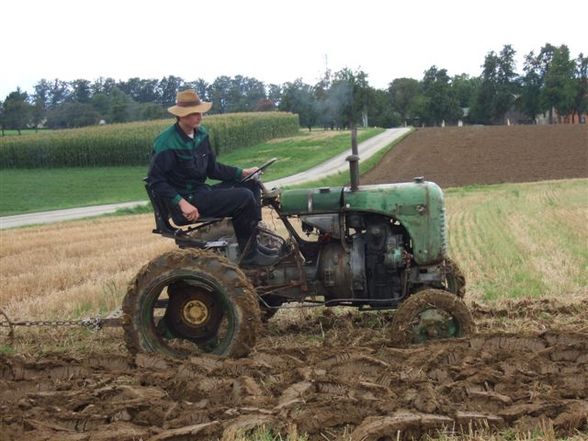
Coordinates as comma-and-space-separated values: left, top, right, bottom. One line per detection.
391, 289, 474, 344
443, 257, 466, 298
123, 249, 260, 358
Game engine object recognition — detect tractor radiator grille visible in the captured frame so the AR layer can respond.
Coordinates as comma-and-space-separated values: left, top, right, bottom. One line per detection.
440, 205, 448, 256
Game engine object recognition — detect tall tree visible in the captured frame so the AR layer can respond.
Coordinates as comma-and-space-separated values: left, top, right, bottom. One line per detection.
267, 83, 282, 108
110, 87, 132, 123
70, 79, 92, 103
46, 102, 99, 128
494, 45, 519, 120
157, 76, 184, 106
117, 78, 159, 103
369, 87, 400, 128
48, 79, 70, 109
521, 50, 545, 122
91, 77, 116, 95
208, 76, 232, 114
2, 89, 32, 134
327, 68, 370, 128
279, 79, 317, 130
31, 79, 52, 130
90, 92, 112, 120
185, 79, 209, 102
451, 74, 480, 109
0, 99, 5, 135
573, 53, 588, 121
388, 78, 420, 126
471, 45, 519, 124
534, 43, 558, 123
542, 45, 577, 122
139, 102, 167, 120
313, 68, 333, 129
117, 77, 143, 101
420, 66, 461, 125
224, 76, 266, 112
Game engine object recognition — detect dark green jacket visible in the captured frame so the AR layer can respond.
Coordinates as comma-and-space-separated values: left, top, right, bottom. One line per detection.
148, 123, 242, 205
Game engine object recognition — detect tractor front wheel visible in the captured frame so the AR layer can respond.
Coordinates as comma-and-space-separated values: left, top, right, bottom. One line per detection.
443, 258, 466, 298
391, 289, 474, 344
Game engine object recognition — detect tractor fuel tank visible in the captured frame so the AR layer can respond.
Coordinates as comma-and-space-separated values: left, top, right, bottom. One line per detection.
280, 187, 342, 215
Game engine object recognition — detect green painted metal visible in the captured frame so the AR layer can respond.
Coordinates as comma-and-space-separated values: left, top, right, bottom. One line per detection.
280, 187, 342, 214
279, 181, 447, 265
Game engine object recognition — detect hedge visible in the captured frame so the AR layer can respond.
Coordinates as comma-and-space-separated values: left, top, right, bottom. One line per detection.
0, 112, 300, 169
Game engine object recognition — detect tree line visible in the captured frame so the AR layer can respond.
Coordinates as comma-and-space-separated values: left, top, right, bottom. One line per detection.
1, 43, 586, 134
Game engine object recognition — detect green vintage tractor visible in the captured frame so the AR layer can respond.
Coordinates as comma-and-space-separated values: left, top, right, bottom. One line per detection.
123, 154, 473, 358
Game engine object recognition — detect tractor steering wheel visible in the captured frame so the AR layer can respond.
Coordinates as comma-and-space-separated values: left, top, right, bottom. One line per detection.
239, 157, 277, 184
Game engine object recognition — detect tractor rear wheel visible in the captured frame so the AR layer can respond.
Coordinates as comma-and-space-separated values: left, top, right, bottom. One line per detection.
391, 289, 474, 344
123, 249, 260, 358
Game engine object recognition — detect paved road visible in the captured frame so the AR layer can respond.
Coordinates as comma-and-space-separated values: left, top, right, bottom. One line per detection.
0, 201, 149, 230
267, 127, 411, 187
0, 128, 411, 230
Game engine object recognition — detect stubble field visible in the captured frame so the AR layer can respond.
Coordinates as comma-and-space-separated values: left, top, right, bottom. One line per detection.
1, 125, 587, 441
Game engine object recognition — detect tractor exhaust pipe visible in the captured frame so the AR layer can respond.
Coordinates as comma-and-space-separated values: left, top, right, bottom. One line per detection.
346, 126, 360, 191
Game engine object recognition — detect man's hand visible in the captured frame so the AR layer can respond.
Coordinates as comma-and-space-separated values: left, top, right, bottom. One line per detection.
178, 198, 200, 222
242, 167, 260, 179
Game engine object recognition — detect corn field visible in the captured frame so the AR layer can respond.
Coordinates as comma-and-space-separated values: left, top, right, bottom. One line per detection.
0, 112, 300, 169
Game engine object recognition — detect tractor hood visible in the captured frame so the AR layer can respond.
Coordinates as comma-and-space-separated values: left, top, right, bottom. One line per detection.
279, 180, 447, 264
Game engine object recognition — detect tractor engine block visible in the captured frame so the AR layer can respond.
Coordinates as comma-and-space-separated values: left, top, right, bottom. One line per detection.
317, 216, 407, 304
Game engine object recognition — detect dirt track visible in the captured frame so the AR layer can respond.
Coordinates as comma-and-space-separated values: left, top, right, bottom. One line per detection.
362, 125, 588, 188
1, 125, 587, 440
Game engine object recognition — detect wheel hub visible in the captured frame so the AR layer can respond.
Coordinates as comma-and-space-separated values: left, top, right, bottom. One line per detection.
162, 282, 223, 341
182, 299, 209, 325
412, 308, 458, 342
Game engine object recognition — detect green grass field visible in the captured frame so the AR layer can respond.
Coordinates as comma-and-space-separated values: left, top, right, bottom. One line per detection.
0, 166, 148, 215
0, 128, 383, 215
218, 127, 384, 181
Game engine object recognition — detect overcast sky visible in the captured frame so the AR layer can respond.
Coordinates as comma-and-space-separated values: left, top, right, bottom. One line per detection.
2, 0, 587, 100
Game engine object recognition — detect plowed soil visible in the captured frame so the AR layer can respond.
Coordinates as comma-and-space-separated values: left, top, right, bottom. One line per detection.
362, 125, 588, 187
2, 299, 587, 441
1, 125, 587, 440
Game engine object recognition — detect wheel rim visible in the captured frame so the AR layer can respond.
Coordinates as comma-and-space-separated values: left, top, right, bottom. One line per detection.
143, 274, 235, 357
409, 308, 460, 343
164, 281, 224, 342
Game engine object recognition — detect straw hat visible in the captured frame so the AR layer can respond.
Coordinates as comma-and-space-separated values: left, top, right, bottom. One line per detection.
167, 89, 212, 117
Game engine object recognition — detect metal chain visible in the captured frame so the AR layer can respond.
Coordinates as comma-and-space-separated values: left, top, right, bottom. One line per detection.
0, 309, 120, 333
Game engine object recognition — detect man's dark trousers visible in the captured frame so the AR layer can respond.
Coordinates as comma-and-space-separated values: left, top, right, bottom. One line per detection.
184, 180, 262, 251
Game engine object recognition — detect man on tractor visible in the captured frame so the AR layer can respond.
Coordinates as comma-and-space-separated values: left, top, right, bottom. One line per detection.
147, 89, 279, 267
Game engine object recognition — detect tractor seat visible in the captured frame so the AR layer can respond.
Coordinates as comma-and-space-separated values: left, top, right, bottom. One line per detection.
143, 178, 223, 238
